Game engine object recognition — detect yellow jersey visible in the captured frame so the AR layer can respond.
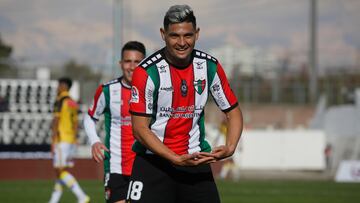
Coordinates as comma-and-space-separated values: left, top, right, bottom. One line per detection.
53, 91, 78, 144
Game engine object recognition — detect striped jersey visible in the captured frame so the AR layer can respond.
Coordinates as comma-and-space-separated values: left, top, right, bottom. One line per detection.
53, 91, 78, 144
88, 77, 135, 176
129, 48, 238, 155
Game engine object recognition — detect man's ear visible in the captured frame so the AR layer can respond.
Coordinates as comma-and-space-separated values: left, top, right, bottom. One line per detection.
195, 27, 200, 41
160, 28, 166, 41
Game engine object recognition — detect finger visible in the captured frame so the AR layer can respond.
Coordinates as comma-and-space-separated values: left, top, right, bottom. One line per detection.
183, 153, 199, 160
93, 147, 105, 163
212, 152, 226, 160
96, 148, 105, 160
93, 154, 100, 163
197, 154, 215, 160
193, 156, 216, 165
101, 145, 110, 152
198, 152, 214, 157
95, 151, 105, 163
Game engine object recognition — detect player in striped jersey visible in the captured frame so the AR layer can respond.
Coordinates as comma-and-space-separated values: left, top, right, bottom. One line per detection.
84, 41, 146, 203
127, 5, 243, 203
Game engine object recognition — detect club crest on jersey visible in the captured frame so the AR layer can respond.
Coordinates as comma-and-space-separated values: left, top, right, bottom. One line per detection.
194, 79, 206, 94
130, 86, 139, 103
181, 79, 188, 97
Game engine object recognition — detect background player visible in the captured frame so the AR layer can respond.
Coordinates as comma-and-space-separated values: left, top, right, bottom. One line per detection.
128, 4, 243, 203
84, 41, 146, 203
49, 77, 90, 203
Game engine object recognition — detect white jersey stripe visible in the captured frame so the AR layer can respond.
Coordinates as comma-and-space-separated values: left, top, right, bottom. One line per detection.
145, 78, 155, 115
109, 83, 122, 174
90, 92, 105, 120
150, 60, 172, 144
188, 58, 208, 154
211, 74, 231, 110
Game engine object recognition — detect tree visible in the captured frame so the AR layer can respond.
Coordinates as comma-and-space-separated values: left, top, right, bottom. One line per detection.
0, 34, 16, 77
0, 35, 12, 58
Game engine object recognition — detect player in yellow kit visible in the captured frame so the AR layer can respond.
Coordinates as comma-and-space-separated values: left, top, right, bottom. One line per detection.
48, 77, 90, 203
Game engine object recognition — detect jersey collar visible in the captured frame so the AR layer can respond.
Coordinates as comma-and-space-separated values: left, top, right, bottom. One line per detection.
119, 76, 131, 89
161, 47, 194, 70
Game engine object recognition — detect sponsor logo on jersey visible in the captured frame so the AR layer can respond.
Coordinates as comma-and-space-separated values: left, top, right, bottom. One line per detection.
212, 84, 221, 92
160, 86, 173, 92
194, 79, 206, 94
212, 84, 227, 107
159, 65, 167, 73
195, 61, 205, 69
146, 89, 153, 96
130, 86, 139, 103
181, 80, 188, 97
112, 89, 119, 95
147, 103, 153, 111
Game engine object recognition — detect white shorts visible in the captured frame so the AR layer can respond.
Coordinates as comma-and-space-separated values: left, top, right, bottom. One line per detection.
53, 142, 76, 168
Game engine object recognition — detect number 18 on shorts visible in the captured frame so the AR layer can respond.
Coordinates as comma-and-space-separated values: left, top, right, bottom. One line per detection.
126, 181, 143, 201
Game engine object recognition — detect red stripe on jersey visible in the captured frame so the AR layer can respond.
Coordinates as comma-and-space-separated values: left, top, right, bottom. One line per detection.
163, 65, 195, 155
120, 86, 136, 175
88, 85, 103, 117
217, 63, 238, 106
130, 67, 149, 115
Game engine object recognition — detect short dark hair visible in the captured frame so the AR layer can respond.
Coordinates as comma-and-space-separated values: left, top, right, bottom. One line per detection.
58, 77, 72, 89
121, 41, 146, 58
163, 4, 196, 30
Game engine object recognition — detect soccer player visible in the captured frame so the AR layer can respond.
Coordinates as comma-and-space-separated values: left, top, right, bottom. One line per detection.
128, 4, 243, 203
49, 77, 90, 203
84, 41, 146, 203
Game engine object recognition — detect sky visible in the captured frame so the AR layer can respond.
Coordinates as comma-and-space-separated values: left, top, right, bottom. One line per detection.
0, 0, 359, 74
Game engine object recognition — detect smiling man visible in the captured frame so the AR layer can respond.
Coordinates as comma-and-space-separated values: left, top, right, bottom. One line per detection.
127, 4, 243, 203
84, 41, 146, 203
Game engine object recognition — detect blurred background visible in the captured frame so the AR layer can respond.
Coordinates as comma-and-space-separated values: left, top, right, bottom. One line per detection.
1, 0, 360, 201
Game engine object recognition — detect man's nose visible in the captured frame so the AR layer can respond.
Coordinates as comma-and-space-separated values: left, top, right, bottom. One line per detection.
178, 37, 186, 46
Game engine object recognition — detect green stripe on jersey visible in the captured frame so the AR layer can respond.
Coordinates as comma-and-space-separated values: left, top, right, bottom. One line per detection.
207, 61, 217, 89
199, 111, 211, 152
146, 65, 160, 89
146, 65, 160, 125
103, 85, 111, 173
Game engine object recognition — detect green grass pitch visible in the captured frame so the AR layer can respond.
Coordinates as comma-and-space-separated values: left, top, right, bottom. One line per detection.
0, 179, 360, 203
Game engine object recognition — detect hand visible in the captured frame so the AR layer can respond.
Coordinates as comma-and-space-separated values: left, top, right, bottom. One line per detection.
91, 142, 109, 163
171, 152, 217, 166
210, 145, 234, 161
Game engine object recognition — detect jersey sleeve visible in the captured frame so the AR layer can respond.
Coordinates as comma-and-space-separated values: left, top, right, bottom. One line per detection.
87, 84, 106, 120
129, 67, 154, 117
209, 62, 238, 112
